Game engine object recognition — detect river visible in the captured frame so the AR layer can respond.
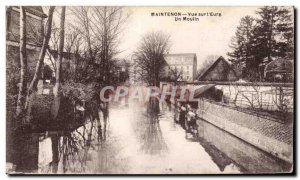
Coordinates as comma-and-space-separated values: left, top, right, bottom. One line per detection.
6, 98, 291, 174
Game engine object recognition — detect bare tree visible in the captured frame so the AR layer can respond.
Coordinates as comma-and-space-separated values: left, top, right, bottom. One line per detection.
27, 6, 55, 95
92, 7, 129, 83
67, 7, 97, 83
56, 26, 82, 82
65, 28, 80, 56
49, 21, 60, 52
46, 21, 60, 72
53, 6, 66, 96
48, 23, 82, 78
167, 67, 183, 81
133, 31, 171, 86
16, 7, 27, 119
70, 6, 129, 84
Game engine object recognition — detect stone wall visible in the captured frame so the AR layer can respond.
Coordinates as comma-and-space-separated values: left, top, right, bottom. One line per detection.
197, 119, 292, 173
196, 99, 293, 163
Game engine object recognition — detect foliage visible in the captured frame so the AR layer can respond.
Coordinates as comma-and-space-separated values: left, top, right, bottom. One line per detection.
227, 7, 294, 81
61, 82, 99, 102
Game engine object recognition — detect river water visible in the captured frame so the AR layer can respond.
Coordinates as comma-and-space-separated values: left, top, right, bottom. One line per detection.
7, 99, 291, 174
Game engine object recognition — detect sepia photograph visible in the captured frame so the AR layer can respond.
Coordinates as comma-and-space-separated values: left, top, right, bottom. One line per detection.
5, 5, 294, 175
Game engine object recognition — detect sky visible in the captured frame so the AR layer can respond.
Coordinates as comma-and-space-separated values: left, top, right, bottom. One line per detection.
48, 6, 263, 69
116, 6, 260, 68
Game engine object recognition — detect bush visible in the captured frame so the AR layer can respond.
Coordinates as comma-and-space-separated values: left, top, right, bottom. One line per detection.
61, 82, 99, 102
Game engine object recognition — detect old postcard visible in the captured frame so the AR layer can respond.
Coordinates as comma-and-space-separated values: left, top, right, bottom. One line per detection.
6, 6, 294, 174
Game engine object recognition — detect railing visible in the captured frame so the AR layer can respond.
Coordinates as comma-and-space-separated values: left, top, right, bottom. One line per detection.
188, 81, 294, 87
160, 80, 294, 113
198, 98, 289, 124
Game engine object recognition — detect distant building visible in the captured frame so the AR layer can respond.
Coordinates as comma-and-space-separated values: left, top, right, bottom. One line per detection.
264, 58, 294, 82
115, 59, 131, 73
129, 62, 137, 84
44, 49, 83, 82
197, 56, 238, 81
48, 49, 81, 71
113, 59, 131, 84
163, 53, 197, 81
129, 60, 148, 85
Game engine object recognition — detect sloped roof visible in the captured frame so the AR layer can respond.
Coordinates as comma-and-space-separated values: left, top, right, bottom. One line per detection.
265, 58, 293, 74
49, 49, 80, 60
164, 53, 196, 57
197, 56, 238, 81
193, 84, 216, 98
27, 6, 44, 12
114, 59, 131, 68
13, 6, 47, 18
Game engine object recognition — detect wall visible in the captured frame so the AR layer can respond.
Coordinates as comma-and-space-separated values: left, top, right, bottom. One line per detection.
200, 59, 237, 81
196, 99, 293, 163
7, 7, 44, 46
193, 56, 197, 80
6, 7, 44, 126
163, 54, 197, 81
197, 119, 292, 173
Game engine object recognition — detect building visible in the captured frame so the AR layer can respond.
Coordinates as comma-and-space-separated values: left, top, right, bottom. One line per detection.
197, 56, 238, 81
163, 53, 197, 81
264, 58, 294, 82
44, 49, 83, 82
6, 6, 47, 79
47, 49, 81, 72
113, 59, 131, 84
6, 6, 47, 120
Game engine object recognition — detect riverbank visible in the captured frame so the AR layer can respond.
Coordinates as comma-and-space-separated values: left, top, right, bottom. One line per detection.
196, 98, 293, 166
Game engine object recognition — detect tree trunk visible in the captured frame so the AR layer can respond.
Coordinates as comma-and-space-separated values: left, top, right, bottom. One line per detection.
53, 6, 66, 97
27, 6, 55, 95
16, 7, 27, 120
6, 6, 12, 38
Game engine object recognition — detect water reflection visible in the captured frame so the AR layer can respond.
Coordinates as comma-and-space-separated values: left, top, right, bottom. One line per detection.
39, 120, 103, 173
7, 97, 291, 174
9, 99, 106, 174
133, 98, 168, 155
15, 133, 39, 173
